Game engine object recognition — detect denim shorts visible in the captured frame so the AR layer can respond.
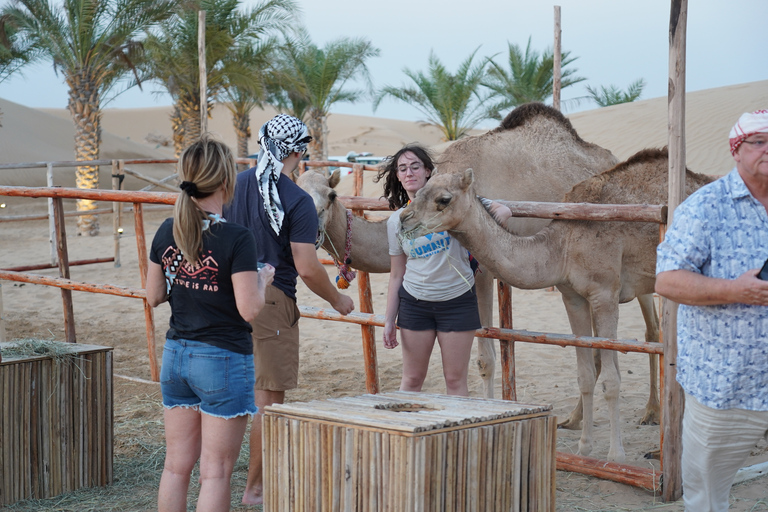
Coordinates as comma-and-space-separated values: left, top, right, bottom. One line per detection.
161, 338, 258, 419
396, 285, 482, 332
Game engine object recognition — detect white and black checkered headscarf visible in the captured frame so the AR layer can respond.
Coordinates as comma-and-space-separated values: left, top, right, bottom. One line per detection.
256, 114, 312, 234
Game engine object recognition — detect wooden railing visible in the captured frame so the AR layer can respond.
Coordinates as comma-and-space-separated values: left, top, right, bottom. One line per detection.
0, 158, 672, 494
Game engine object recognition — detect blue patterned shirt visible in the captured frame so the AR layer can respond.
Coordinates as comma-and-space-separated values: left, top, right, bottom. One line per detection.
656, 169, 768, 411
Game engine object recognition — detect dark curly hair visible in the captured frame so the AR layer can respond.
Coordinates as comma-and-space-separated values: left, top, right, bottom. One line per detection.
374, 144, 435, 210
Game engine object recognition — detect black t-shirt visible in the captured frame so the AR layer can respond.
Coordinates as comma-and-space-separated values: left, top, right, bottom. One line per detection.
149, 218, 258, 354
223, 169, 318, 301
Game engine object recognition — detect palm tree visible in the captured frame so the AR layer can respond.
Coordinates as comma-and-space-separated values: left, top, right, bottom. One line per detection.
374, 49, 490, 141
0, 14, 36, 83
483, 37, 585, 118
272, 28, 379, 161
219, 40, 276, 167
0, 14, 37, 127
143, 0, 296, 154
4, 0, 173, 235
586, 79, 646, 107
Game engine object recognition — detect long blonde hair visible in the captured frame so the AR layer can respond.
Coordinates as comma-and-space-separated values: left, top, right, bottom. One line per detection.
173, 136, 237, 267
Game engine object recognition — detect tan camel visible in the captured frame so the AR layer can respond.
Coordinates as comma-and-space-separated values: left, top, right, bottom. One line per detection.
297, 103, 619, 399
398, 148, 712, 461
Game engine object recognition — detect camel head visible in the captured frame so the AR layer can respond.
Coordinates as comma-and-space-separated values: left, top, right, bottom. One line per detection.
399, 168, 476, 239
296, 168, 342, 235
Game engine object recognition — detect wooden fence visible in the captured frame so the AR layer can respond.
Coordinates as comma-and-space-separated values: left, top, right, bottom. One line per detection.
0, 157, 676, 495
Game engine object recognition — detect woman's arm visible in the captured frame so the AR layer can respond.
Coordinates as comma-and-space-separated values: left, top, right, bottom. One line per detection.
383, 253, 407, 349
146, 261, 168, 307
232, 265, 275, 322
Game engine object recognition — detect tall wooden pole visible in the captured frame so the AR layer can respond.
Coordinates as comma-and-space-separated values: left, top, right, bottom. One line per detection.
198, 10, 207, 135
662, 0, 687, 502
552, 6, 562, 111
47, 163, 57, 265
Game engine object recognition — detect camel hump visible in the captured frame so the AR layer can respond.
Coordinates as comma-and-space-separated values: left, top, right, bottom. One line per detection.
564, 146, 712, 205
495, 102, 579, 137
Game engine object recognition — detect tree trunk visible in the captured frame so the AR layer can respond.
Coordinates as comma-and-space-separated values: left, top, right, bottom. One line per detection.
233, 110, 251, 171
171, 102, 185, 159
180, 93, 202, 149
67, 73, 102, 236
306, 108, 327, 164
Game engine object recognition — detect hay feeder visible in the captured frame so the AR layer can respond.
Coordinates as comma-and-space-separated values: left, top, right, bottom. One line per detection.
263, 391, 555, 511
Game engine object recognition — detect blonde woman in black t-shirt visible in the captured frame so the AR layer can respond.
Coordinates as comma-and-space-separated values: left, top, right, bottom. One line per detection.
146, 136, 274, 512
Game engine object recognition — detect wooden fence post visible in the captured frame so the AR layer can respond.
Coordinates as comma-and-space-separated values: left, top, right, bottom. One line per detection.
351, 163, 379, 393
47, 162, 57, 266
498, 281, 516, 400
111, 160, 124, 268
662, 0, 687, 502
0, 282, 6, 344
198, 10, 207, 135
553, 5, 562, 112
133, 202, 160, 381
53, 196, 76, 343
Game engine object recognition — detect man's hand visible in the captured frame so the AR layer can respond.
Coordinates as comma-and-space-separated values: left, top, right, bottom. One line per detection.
292, 241, 355, 315
332, 293, 355, 315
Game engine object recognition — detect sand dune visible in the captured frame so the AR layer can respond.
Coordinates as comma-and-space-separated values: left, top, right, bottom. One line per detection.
1, 80, 766, 208
569, 80, 768, 175
1, 80, 765, 194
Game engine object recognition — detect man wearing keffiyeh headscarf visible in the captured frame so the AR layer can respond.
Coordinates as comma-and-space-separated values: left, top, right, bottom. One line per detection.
224, 114, 355, 506
655, 109, 768, 512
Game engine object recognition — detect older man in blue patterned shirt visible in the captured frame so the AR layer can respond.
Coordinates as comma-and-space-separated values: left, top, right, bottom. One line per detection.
656, 109, 768, 512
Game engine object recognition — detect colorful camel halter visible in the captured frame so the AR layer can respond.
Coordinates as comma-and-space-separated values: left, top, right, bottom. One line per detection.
255, 114, 312, 234
332, 210, 357, 289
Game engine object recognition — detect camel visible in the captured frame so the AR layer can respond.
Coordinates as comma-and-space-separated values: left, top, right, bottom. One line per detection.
298, 102, 621, 400
397, 148, 712, 461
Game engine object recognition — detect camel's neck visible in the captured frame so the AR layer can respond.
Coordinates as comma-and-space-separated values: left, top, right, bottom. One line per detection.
322, 200, 352, 262
321, 199, 390, 273
450, 197, 567, 290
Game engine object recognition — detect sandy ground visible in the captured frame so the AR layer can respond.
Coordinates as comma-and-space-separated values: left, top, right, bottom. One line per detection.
1, 198, 766, 511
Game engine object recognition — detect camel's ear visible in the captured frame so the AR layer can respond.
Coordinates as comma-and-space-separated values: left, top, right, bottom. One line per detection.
461, 168, 475, 190
329, 168, 342, 189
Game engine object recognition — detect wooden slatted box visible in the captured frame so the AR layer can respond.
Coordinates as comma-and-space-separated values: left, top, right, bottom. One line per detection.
263, 392, 555, 512
0, 342, 113, 506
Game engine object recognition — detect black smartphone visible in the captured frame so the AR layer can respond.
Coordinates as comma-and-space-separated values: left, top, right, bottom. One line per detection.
759, 258, 768, 281
257, 262, 267, 270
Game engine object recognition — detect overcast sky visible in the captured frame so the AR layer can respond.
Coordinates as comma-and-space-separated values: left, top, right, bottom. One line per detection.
1, 0, 765, 124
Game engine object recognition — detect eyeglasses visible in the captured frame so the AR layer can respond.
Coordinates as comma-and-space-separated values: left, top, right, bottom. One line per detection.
397, 162, 425, 174
742, 139, 767, 149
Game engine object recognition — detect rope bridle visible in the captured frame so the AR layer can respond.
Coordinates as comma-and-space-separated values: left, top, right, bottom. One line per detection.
331, 209, 357, 289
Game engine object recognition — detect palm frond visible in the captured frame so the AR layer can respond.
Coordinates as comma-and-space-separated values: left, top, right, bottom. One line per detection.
375, 48, 490, 140
586, 78, 646, 107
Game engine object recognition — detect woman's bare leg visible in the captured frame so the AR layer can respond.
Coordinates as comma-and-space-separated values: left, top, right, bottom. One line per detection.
158, 407, 201, 512
436, 330, 475, 396
196, 413, 249, 512
399, 328, 437, 392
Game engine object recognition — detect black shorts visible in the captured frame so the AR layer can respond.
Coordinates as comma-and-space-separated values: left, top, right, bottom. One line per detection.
396, 285, 482, 332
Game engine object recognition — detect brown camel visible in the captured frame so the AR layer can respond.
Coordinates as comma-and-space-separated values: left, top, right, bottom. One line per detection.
398, 148, 713, 461
298, 103, 618, 399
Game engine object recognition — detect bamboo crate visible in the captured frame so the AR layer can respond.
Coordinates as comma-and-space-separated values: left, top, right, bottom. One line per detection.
0, 342, 113, 506
263, 392, 556, 512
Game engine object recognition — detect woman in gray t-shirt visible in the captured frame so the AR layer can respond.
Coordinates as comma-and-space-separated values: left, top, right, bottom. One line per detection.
377, 145, 481, 396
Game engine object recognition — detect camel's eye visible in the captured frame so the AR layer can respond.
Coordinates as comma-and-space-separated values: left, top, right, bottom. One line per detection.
435, 195, 452, 211
328, 190, 337, 203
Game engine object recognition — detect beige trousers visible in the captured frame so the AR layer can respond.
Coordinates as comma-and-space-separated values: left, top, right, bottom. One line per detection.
682, 392, 768, 512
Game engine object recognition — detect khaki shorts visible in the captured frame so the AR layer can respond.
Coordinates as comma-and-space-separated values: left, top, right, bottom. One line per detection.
251, 285, 301, 391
